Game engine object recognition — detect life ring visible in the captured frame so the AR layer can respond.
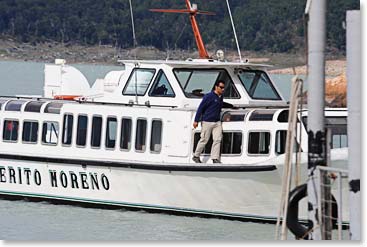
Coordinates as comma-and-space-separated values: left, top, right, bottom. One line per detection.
286, 183, 338, 240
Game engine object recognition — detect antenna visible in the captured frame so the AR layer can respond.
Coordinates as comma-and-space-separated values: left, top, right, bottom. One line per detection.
129, 0, 137, 48
225, 0, 242, 62
150, 0, 214, 59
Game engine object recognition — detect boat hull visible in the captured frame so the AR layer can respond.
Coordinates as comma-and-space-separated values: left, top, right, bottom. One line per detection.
0, 157, 285, 222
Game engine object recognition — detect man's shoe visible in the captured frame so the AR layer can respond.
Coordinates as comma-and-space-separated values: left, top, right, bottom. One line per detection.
192, 156, 202, 163
212, 159, 221, 164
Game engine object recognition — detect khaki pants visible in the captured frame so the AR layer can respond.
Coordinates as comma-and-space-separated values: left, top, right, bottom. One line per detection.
194, 121, 222, 160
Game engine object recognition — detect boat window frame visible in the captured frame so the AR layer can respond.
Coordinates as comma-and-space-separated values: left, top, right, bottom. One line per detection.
120, 117, 133, 152
90, 114, 103, 149
148, 69, 176, 98
41, 120, 59, 146
237, 69, 281, 100
105, 115, 118, 150
173, 68, 241, 99
2, 118, 19, 143
4, 100, 27, 112
150, 118, 163, 154
24, 101, 46, 113
22, 119, 39, 144
135, 118, 147, 153
62, 113, 74, 147
246, 130, 271, 156
122, 68, 156, 96
44, 102, 63, 114
0, 99, 9, 111
76, 114, 88, 148
192, 130, 243, 156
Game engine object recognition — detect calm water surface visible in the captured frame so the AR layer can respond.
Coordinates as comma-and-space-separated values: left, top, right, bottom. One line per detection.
0, 60, 295, 241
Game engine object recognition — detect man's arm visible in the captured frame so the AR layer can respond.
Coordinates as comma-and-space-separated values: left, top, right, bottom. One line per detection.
193, 95, 209, 128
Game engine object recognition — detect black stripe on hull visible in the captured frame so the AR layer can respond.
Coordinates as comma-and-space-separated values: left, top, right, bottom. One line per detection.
0, 153, 276, 172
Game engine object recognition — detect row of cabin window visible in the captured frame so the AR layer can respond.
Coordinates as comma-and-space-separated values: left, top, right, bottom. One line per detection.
193, 130, 294, 155
2, 117, 163, 153
63, 115, 163, 152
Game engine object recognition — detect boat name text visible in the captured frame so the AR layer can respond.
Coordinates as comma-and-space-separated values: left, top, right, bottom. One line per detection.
0, 166, 110, 190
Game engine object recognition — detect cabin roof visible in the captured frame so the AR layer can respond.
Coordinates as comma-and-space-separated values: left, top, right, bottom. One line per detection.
118, 59, 273, 69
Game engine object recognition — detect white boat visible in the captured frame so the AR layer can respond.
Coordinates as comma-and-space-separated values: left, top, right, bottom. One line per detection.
0, 0, 348, 224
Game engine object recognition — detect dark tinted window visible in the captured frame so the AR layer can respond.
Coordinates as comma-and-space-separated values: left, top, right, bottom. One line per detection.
3, 120, 19, 141
120, 118, 132, 150
62, 114, 73, 145
91, 116, 102, 148
135, 119, 147, 151
24, 101, 45, 112
105, 117, 117, 149
193, 132, 242, 154
22, 121, 38, 143
249, 110, 275, 121
149, 70, 175, 97
248, 132, 270, 154
76, 115, 88, 146
150, 120, 162, 152
5, 100, 26, 111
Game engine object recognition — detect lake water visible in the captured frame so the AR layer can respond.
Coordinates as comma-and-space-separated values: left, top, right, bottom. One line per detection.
0, 60, 296, 241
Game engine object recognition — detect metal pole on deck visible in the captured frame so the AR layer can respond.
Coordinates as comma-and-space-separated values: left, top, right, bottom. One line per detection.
307, 0, 327, 240
346, 10, 361, 241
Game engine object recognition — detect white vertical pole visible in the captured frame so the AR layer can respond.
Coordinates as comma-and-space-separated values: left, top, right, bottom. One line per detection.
346, 10, 361, 241
225, 0, 242, 62
307, 0, 327, 240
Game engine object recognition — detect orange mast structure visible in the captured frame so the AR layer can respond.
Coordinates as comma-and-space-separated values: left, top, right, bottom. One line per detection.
150, 0, 214, 59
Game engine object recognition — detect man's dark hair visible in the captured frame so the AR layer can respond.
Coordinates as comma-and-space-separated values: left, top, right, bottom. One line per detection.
215, 81, 225, 87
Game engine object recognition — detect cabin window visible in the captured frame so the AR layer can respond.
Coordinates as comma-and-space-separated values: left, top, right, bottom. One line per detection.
149, 70, 175, 97
173, 69, 240, 98
193, 132, 242, 155
150, 120, 162, 153
277, 110, 289, 122
135, 119, 147, 152
302, 116, 348, 149
248, 131, 270, 154
123, 68, 156, 96
42, 121, 59, 145
91, 116, 102, 148
76, 115, 88, 147
5, 100, 26, 111
275, 130, 301, 155
62, 114, 73, 145
3, 120, 19, 142
24, 101, 45, 113
222, 111, 247, 122
249, 110, 275, 121
120, 118, 132, 150
44, 102, 63, 114
22, 121, 38, 143
106, 117, 117, 149
238, 70, 281, 100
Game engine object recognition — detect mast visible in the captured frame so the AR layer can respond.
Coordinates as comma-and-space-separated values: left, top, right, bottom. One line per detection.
150, 0, 214, 59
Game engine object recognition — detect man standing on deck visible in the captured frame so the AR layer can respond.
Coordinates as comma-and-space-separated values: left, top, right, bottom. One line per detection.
192, 81, 225, 164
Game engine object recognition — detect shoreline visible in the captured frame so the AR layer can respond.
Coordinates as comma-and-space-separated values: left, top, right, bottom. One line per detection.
0, 38, 345, 77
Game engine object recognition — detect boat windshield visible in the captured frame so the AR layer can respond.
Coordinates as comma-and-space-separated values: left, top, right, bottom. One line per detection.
173, 68, 239, 98
237, 70, 281, 100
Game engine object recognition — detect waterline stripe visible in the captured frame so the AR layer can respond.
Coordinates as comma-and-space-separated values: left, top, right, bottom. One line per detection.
0, 190, 277, 222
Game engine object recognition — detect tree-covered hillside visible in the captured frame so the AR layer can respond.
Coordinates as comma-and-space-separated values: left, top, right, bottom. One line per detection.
0, 0, 360, 53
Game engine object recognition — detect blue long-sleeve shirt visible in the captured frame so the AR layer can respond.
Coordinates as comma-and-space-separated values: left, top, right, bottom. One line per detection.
194, 91, 224, 122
